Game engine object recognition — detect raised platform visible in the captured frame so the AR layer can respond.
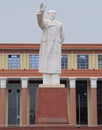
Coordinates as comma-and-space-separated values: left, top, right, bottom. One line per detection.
39, 84, 65, 88
0, 126, 102, 130
35, 87, 68, 124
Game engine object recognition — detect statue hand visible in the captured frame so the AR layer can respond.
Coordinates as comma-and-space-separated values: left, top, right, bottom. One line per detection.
40, 3, 46, 13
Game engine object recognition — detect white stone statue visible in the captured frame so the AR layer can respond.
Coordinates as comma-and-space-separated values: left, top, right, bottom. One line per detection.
36, 3, 64, 85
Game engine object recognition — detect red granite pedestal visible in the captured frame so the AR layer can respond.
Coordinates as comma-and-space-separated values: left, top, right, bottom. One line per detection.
35, 87, 68, 124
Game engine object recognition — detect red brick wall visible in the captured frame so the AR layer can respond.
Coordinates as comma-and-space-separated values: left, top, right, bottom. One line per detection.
0, 88, 6, 125
69, 88, 76, 125
91, 88, 97, 126
21, 88, 28, 125
0, 126, 102, 130
35, 88, 68, 124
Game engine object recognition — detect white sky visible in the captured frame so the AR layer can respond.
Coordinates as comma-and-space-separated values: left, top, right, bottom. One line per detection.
0, 0, 102, 44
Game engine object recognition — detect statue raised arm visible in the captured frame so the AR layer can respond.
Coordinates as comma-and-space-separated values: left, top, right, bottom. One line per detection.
36, 3, 46, 30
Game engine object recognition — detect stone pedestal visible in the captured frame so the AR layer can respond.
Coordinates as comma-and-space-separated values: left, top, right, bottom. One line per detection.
39, 84, 65, 88
35, 85, 68, 124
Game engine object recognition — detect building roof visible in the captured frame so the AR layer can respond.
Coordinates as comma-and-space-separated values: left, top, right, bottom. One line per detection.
0, 43, 102, 50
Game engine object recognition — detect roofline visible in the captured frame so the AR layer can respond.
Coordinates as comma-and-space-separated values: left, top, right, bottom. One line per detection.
0, 43, 102, 50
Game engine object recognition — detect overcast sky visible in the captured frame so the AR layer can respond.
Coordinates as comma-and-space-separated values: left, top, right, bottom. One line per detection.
0, 0, 102, 44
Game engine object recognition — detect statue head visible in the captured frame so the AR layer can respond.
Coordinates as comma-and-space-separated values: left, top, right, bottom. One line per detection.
48, 10, 56, 20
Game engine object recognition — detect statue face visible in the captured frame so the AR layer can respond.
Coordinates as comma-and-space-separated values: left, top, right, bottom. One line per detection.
48, 10, 56, 20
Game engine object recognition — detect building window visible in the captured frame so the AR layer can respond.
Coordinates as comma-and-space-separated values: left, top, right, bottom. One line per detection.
8, 55, 20, 69
29, 55, 39, 69
61, 55, 68, 69
77, 55, 88, 69
76, 81, 88, 125
98, 55, 102, 69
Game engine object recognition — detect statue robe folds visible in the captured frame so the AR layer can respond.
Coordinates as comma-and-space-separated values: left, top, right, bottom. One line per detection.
37, 12, 64, 74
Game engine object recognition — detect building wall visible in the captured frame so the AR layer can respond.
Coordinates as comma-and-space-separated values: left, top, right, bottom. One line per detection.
0, 44, 102, 127
0, 52, 100, 70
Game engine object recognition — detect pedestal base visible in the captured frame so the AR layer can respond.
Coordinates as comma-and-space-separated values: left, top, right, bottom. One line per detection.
35, 87, 68, 124
39, 84, 65, 88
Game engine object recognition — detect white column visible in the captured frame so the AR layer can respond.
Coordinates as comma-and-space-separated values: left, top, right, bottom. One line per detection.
89, 77, 97, 126
0, 77, 7, 88
69, 77, 76, 88
20, 77, 28, 126
21, 77, 28, 88
0, 77, 7, 125
69, 77, 76, 125
90, 77, 97, 88
21, 77, 28, 126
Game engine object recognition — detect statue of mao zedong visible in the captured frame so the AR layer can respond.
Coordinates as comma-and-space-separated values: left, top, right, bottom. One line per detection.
36, 3, 64, 85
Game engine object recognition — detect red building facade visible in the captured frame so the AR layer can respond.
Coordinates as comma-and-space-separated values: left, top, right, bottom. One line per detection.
0, 43, 102, 130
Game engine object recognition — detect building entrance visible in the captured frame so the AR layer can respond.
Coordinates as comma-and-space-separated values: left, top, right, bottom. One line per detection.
97, 81, 102, 124
7, 80, 21, 125
76, 80, 87, 125
29, 81, 42, 124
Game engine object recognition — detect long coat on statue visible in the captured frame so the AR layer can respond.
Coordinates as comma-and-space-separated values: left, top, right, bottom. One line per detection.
37, 12, 64, 74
